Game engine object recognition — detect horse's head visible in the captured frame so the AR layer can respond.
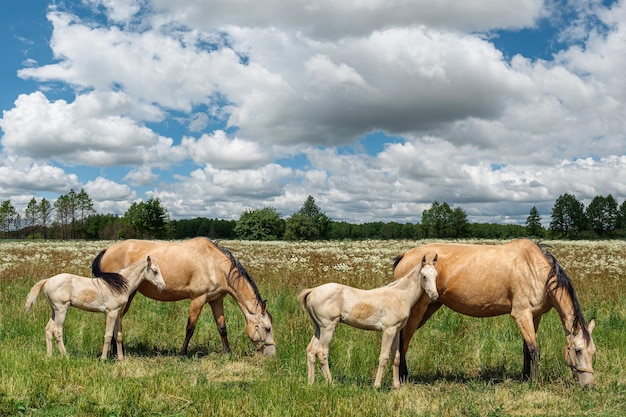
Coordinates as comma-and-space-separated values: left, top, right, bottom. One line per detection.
420, 254, 439, 302
245, 300, 276, 356
564, 318, 596, 389
145, 255, 166, 292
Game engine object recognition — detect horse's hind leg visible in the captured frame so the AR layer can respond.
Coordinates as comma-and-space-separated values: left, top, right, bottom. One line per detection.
45, 318, 55, 356
52, 304, 69, 357
209, 298, 231, 354
306, 335, 319, 384
317, 320, 338, 383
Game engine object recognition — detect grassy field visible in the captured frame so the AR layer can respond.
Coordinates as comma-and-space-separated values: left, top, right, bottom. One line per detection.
1, 239, 625, 416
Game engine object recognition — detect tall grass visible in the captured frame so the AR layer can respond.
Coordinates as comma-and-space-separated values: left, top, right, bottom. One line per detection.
1, 239, 625, 416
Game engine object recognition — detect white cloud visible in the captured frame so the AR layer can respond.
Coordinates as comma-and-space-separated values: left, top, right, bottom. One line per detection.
149, 0, 545, 38
83, 176, 137, 215
0, 159, 80, 196
0, 91, 174, 167
181, 131, 271, 169
1, 0, 625, 224
84, 176, 136, 201
123, 166, 158, 186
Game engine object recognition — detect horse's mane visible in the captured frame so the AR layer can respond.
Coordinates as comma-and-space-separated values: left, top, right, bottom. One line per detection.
535, 241, 590, 341
208, 239, 264, 305
392, 254, 404, 270
91, 249, 128, 294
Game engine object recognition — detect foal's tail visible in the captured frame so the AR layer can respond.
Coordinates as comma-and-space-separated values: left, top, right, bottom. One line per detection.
298, 288, 314, 312
24, 279, 48, 313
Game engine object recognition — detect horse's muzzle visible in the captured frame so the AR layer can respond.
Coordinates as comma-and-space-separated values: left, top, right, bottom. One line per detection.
262, 343, 276, 356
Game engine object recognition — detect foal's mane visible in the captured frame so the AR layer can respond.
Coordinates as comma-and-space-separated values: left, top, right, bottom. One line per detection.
535, 241, 590, 341
207, 239, 264, 305
91, 249, 128, 294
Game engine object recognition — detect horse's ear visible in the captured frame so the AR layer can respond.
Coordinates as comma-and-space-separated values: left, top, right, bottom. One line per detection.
261, 300, 268, 313
421, 255, 426, 266
146, 255, 152, 267
433, 254, 438, 265
588, 318, 596, 333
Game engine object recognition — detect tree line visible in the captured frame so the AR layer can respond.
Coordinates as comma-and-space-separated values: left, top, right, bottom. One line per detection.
1, 191, 625, 241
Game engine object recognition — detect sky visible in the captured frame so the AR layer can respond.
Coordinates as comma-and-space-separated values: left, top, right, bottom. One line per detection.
0, 0, 624, 226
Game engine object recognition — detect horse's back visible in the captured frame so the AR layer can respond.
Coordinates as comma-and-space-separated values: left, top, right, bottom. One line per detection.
395, 239, 551, 317
41, 273, 87, 305
99, 238, 226, 300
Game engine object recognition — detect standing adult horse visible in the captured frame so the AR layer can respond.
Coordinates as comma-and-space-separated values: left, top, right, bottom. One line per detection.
91, 237, 275, 356
393, 238, 596, 388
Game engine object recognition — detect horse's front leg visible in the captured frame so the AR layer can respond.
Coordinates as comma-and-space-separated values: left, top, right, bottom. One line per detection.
114, 313, 124, 360
512, 310, 540, 383
522, 315, 542, 381
391, 331, 401, 389
180, 295, 208, 355
101, 310, 119, 360
400, 297, 440, 382
209, 297, 231, 354
111, 290, 136, 358
374, 327, 397, 388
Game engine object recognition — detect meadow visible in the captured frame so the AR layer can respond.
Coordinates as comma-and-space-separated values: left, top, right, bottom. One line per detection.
1, 239, 625, 416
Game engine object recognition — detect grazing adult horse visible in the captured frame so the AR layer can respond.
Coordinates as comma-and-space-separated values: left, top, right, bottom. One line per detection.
25, 252, 165, 360
393, 239, 596, 388
91, 237, 275, 356
299, 255, 439, 388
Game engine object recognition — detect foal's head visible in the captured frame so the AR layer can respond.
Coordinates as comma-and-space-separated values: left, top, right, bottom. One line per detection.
420, 254, 439, 302
144, 255, 166, 292
564, 318, 596, 389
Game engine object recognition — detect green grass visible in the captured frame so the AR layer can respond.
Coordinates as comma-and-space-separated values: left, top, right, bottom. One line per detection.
1, 239, 625, 416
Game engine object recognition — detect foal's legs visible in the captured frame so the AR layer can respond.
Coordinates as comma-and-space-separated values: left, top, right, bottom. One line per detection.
111, 290, 136, 358
307, 318, 339, 383
101, 310, 121, 360
374, 327, 399, 388
391, 332, 402, 388
49, 303, 69, 356
306, 335, 320, 383
209, 298, 231, 354
114, 315, 124, 360
45, 318, 55, 356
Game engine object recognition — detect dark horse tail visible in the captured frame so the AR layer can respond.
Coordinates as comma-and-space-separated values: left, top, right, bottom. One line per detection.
539, 243, 591, 341
91, 249, 128, 294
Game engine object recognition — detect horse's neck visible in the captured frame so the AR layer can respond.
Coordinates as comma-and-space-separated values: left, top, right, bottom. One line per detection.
549, 282, 579, 335
119, 262, 145, 292
227, 274, 262, 314
390, 274, 422, 302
